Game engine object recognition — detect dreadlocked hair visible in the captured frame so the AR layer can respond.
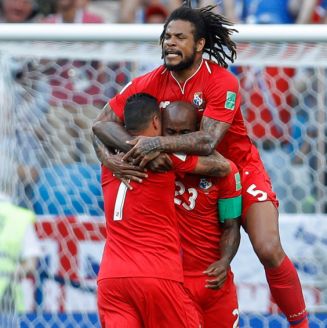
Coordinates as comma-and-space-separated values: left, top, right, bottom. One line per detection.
160, 4, 237, 68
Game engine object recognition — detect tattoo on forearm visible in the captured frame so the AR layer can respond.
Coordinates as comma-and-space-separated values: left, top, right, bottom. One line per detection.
143, 137, 162, 154
160, 131, 212, 155
92, 133, 112, 164
102, 103, 122, 123
201, 117, 230, 149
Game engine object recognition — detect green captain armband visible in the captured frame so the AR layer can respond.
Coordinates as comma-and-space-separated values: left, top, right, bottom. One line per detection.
218, 196, 242, 223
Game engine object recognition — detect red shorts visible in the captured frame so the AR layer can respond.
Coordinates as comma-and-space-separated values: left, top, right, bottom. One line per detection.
239, 152, 279, 222
184, 271, 239, 328
97, 277, 201, 328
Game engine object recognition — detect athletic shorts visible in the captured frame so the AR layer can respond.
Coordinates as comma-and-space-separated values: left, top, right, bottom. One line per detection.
97, 277, 202, 328
239, 151, 279, 222
184, 271, 239, 328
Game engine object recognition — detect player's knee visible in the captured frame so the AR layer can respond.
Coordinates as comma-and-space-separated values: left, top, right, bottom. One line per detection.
253, 239, 285, 267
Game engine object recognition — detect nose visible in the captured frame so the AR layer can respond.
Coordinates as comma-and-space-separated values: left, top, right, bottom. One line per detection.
165, 36, 176, 47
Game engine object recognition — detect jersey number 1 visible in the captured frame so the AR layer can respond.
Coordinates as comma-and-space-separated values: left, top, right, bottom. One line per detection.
113, 182, 128, 221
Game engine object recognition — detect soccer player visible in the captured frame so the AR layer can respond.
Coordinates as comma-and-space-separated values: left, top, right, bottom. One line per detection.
163, 101, 242, 328
92, 4, 308, 328
97, 93, 230, 328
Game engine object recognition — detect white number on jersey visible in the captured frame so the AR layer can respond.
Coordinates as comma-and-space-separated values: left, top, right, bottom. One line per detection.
113, 182, 128, 220
232, 308, 240, 328
246, 184, 268, 201
174, 181, 198, 211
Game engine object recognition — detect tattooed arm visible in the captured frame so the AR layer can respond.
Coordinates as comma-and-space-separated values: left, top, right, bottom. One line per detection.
123, 118, 230, 164
92, 103, 133, 153
189, 151, 231, 177
200, 117, 231, 149
91, 133, 148, 189
91, 103, 172, 174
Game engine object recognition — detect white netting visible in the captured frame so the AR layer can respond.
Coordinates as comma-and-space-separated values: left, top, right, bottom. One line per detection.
0, 25, 326, 327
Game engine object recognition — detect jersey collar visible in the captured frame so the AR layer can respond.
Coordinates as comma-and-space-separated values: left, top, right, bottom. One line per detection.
169, 58, 204, 95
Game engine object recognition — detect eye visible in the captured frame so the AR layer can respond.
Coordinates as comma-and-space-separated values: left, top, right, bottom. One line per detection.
181, 130, 192, 135
165, 129, 176, 136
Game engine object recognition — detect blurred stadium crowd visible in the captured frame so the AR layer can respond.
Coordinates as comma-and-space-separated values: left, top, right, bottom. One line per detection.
1, 0, 327, 24
0, 0, 326, 218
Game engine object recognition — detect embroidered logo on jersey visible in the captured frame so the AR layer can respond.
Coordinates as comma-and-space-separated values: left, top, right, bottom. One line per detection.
193, 92, 205, 111
225, 91, 236, 110
234, 172, 241, 191
199, 178, 212, 190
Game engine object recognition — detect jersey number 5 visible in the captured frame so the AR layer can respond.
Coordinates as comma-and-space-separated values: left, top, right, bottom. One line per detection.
246, 184, 268, 201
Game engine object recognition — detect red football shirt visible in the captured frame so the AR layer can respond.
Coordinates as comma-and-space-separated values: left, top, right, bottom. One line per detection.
110, 59, 254, 168
174, 161, 242, 276
98, 154, 198, 283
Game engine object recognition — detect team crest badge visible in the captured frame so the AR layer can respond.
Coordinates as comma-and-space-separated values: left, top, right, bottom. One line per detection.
193, 92, 205, 110
199, 178, 212, 190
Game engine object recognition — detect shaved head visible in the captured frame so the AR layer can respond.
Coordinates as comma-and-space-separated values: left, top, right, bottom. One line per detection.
162, 101, 198, 136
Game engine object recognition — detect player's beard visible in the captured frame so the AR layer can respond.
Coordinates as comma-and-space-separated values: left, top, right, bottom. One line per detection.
162, 48, 196, 72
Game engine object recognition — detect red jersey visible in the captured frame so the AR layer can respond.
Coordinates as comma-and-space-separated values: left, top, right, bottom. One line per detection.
98, 154, 198, 283
174, 161, 242, 275
110, 59, 253, 168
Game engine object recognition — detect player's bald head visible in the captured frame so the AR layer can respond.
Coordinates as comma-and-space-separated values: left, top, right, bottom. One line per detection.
162, 101, 198, 136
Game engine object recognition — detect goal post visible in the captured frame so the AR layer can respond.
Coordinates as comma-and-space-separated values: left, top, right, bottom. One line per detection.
0, 23, 327, 42
0, 24, 327, 327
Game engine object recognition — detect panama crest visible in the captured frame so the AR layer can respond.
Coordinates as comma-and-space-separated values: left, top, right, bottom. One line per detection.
193, 92, 205, 110
199, 178, 212, 190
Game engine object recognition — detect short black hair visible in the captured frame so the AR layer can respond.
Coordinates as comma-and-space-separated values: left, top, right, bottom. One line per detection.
160, 3, 237, 68
124, 93, 160, 133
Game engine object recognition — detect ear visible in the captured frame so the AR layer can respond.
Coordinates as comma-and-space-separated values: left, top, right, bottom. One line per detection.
153, 114, 161, 131
196, 38, 205, 52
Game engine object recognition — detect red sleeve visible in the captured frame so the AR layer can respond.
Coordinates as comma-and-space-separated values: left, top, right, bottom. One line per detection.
109, 80, 137, 121
108, 67, 164, 121
203, 69, 241, 124
218, 160, 242, 199
170, 154, 199, 174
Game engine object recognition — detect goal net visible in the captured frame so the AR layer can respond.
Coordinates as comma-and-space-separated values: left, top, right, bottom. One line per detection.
0, 24, 326, 327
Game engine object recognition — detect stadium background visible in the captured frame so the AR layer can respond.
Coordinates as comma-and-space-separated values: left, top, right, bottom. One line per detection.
0, 0, 327, 327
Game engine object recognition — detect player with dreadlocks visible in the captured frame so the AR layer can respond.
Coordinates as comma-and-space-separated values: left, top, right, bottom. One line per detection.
92, 2, 308, 327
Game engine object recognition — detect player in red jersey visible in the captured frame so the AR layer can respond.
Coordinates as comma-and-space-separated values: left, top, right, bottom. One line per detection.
97, 93, 230, 328
162, 101, 242, 328
92, 3, 308, 327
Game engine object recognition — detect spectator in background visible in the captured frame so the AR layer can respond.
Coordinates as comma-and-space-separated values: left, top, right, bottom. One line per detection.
192, 0, 240, 22
289, 0, 322, 24
241, 0, 316, 24
119, 0, 182, 23
144, 3, 168, 23
119, 0, 240, 23
321, 0, 327, 22
0, 191, 42, 315
136, 4, 169, 75
43, 0, 103, 23
0, 0, 41, 23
